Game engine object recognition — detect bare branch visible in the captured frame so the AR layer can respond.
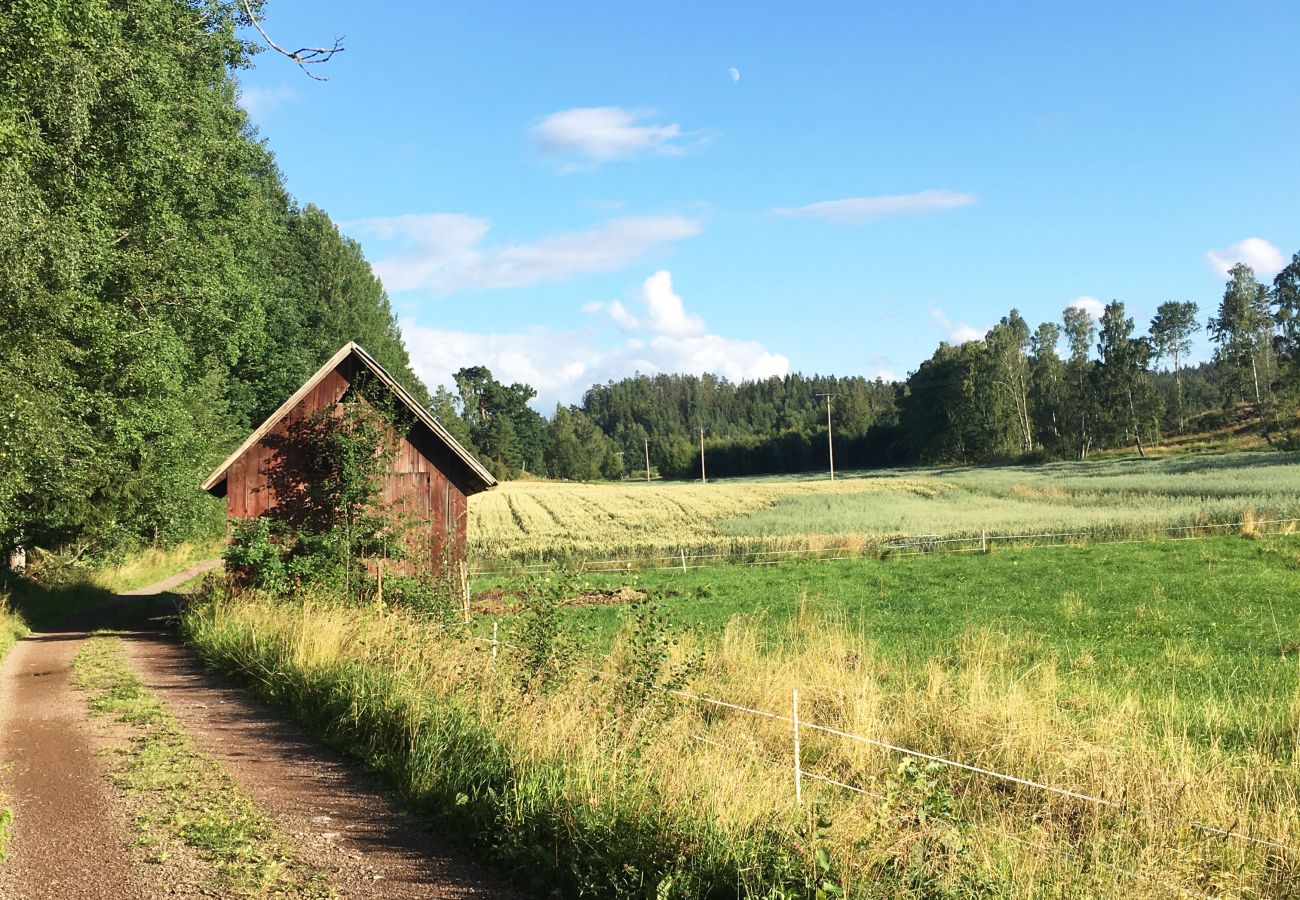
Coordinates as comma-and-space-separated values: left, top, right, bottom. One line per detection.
239, 0, 344, 80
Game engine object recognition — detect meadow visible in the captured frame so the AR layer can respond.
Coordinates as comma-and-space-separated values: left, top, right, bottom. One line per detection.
180, 450, 1300, 896
186, 537, 1300, 898
468, 450, 1300, 567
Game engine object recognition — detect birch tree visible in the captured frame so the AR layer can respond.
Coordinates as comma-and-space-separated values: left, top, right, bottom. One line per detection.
1149, 301, 1200, 432
1208, 264, 1276, 442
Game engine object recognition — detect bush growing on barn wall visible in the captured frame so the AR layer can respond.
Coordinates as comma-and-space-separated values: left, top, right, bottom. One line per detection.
227, 393, 407, 599
223, 519, 288, 594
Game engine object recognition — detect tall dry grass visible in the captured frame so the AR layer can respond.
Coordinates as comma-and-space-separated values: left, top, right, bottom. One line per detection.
183, 587, 1300, 898
0, 592, 29, 660
18, 540, 223, 593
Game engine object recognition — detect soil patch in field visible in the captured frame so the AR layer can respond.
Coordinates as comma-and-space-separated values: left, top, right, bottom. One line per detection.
473, 585, 646, 615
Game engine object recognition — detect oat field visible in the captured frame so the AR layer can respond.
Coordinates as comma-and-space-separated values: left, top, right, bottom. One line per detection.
467, 451, 1300, 566
466, 476, 945, 564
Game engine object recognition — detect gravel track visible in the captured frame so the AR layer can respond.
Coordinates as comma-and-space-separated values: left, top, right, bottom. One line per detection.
0, 566, 519, 899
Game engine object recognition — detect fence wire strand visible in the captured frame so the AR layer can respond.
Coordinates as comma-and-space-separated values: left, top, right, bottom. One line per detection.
688, 722, 1206, 898
472, 517, 1300, 577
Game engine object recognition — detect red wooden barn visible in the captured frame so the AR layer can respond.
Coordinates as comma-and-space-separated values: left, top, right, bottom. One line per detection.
202, 342, 495, 573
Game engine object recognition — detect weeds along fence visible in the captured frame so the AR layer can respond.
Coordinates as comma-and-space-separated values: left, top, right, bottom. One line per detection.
462, 627, 1296, 897
471, 515, 1300, 578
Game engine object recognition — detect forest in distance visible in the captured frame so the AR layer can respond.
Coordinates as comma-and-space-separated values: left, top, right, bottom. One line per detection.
5, 0, 1300, 560
447, 257, 1300, 482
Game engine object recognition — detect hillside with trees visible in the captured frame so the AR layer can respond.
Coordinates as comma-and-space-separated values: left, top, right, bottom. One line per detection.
0, 0, 424, 555
439, 257, 1300, 479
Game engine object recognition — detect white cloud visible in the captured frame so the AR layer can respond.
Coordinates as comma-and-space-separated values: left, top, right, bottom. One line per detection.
585, 271, 707, 336
872, 368, 898, 382
728, 67, 741, 83
583, 298, 645, 330
532, 107, 687, 164
1068, 295, 1106, 321
1206, 237, 1285, 278
775, 190, 977, 225
238, 83, 297, 118
931, 308, 986, 344
641, 270, 706, 336
350, 214, 702, 295
405, 271, 789, 408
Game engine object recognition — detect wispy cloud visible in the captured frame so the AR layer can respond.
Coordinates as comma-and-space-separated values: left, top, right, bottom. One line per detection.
532, 107, 689, 166
1205, 237, 1285, 278
238, 83, 297, 118
403, 271, 788, 409
931, 308, 986, 344
775, 190, 977, 225
350, 214, 702, 295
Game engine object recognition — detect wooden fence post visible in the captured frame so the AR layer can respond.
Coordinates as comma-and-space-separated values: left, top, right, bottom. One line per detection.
460, 561, 469, 624
792, 688, 802, 807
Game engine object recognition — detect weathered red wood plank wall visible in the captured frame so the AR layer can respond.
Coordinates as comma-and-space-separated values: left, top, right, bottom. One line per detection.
223, 363, 470, 576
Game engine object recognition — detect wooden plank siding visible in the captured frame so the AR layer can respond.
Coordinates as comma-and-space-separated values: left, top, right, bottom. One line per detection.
209, 346, 493, 578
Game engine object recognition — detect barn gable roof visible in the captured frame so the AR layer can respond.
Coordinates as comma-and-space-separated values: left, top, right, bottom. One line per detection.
201, 342, 496, 496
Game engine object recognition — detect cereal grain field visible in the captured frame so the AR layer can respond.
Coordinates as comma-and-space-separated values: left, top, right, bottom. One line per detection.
468, 450, 1300, 566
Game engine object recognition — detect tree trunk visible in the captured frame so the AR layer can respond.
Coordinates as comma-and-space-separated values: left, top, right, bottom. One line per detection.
1173, 348, 1185, 434
1251, 353, 1272, 445
1128, 389, 1146, 458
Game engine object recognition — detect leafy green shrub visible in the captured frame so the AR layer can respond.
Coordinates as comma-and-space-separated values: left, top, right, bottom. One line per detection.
223, 519, 288, 594
515, 573, 577, 691
226, 393, 415, 602
611, 600, 703, 717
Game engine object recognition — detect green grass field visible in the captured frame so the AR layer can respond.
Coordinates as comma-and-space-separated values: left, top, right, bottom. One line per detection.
476, 535, 1300, 752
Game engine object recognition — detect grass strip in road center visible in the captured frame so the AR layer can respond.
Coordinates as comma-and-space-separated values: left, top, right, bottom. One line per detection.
72, 634, 333, 898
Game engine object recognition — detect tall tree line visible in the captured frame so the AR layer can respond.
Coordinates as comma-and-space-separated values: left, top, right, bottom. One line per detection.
0, 0, 424, 554
895, 259, 1300, 464
438, 259, 1300, 480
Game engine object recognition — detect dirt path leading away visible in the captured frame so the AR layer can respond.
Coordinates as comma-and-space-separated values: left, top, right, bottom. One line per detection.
0, 569, 519, 899
0, 618, 161, 899
122, 631, 515, 899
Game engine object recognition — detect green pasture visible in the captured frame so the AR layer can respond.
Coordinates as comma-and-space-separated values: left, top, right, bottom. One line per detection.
476, 534, 1300, 753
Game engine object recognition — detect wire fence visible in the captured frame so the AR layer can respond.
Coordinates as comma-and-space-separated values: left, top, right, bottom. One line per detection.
448, 513, 1300, 889
470, 516, 1300, 578
461, 628, 1298, 883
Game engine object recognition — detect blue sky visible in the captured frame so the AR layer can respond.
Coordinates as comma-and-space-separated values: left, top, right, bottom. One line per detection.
238, 1, 1300, 408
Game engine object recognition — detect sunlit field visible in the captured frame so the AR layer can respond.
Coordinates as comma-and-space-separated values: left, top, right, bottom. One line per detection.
185, 451, 1300, 896
467, 450, 1300, 566
189, 536, 1300, 898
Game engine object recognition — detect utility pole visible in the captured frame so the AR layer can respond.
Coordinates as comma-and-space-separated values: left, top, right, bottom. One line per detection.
815, 392, 836, 481
699, 426, 707, 483
644, 435, 651, 482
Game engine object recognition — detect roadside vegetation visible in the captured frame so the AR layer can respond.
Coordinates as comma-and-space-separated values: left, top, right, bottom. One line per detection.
0, 595, 28, 662
74, 634, 330, 898
183, 382, 1300, 896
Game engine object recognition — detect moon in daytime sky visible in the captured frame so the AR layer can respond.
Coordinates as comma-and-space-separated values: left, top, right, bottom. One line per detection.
728, 67, 740, 82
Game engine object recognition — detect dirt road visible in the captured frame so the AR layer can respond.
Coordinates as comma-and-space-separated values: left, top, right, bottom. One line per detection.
0, 568, 517, 899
